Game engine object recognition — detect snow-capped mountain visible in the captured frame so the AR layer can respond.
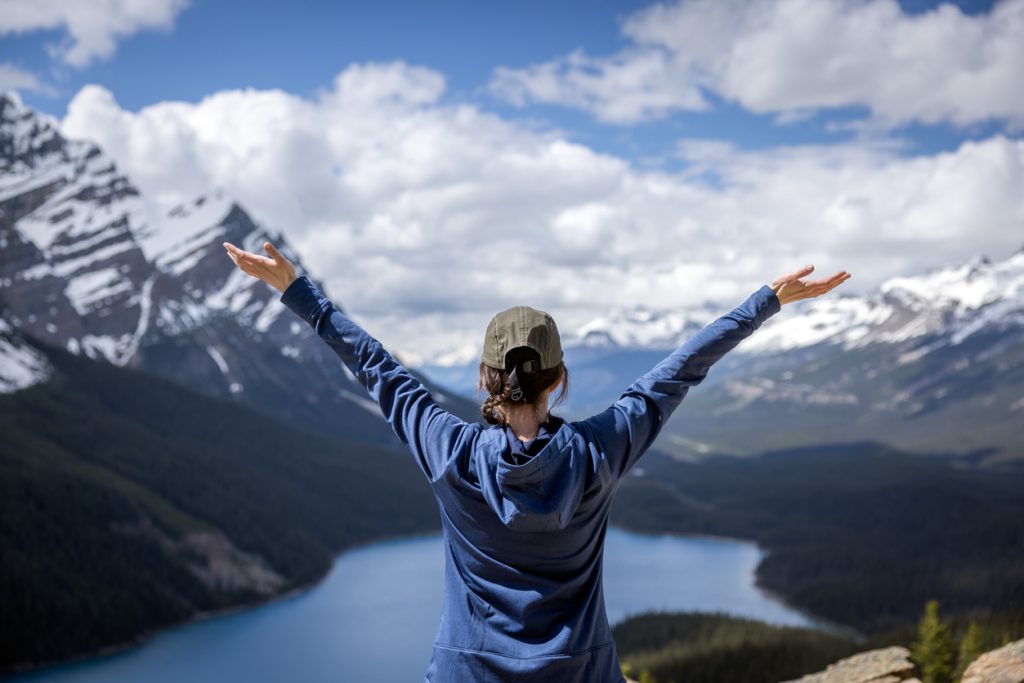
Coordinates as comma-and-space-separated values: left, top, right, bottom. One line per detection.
563, 251, 1024, 356
0, 91, 477, 445
564, 302, 722, 350
423, 248, 1024, 464
600, 250, 1024, 463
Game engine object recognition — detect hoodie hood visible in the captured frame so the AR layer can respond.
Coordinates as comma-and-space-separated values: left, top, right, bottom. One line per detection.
503, 418, 558, 465
474, 416, 590, 532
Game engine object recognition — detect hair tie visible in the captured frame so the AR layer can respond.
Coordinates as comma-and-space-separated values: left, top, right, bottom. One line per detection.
508, 365, 524, 402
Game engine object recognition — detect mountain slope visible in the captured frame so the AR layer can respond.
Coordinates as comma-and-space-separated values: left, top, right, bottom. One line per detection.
423, 249, 1024, 463
0, 90, 479, 447
663, 251, 1024, 463
0, 328, 440, 674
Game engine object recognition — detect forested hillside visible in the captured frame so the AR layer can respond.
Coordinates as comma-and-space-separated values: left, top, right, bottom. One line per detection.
611, 442, 1024, 636
0, 335, 440, 674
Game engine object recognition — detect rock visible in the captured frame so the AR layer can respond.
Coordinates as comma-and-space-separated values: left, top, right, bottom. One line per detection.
111, 516, 285, 595
961, 638, 1024, 683
779, 645, 917, 682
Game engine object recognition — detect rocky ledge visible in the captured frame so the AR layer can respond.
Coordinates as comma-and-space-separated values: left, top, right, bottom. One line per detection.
961, 638, 1024, 683
780, 637, 1024, 683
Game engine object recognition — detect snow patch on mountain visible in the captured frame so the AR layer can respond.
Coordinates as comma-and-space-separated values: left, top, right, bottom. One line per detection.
339, 387, 382, 415
206, 346, 230, 375
139, 190, 234, 274
421, 344, 480, 368
568, 249, 1024, 359
64, 266, 132, 315
566, 303, 719, 350
0, 319, 51, 394
881, 253, 1021, 313
739, 295, 897, 354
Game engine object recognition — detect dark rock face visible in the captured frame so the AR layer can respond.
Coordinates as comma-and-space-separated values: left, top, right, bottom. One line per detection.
1, 91, 151, 362
0, 91, 479, 446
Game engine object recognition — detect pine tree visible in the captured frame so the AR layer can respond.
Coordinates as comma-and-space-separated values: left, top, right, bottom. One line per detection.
955, 621, 983, 681
911, 599, 954, 683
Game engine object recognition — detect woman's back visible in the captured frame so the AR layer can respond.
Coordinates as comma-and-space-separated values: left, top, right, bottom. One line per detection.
414, 285, 782, 681
427, 413, 624, 681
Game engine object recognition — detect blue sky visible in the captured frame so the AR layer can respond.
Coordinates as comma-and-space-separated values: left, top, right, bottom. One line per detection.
2, 0, 1022, 363
2, 0, 1013, 159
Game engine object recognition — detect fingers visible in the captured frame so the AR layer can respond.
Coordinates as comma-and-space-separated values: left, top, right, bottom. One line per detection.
223, 242, 274, 280
223, 242, 270, 265
804, 271, 850, 288
789, 264, 814, 281
800, 271, 852, 300
771, 264, 815, 290
224, 241, 254, 263
223, 242, 242, 267
776, 264, 814, 286
264, 241, 286, 264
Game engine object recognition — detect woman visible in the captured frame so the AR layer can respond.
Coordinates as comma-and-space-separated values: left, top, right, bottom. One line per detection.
223, 240, 850, 682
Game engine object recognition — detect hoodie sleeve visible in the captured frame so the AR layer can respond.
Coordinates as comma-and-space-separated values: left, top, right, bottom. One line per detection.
278, 275, 470, 484
580, 284, 781, 480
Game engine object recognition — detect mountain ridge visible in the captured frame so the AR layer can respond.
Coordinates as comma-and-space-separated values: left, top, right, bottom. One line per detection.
419, 246, 1023, 463
0, 90, 480, 445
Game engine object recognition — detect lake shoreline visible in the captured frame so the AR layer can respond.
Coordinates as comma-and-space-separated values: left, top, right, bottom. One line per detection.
3, 525, 859, 679
659, 530, 868, 643
1, 526, 445, 680
752, 579, 867, 644
602, 525, 867, 641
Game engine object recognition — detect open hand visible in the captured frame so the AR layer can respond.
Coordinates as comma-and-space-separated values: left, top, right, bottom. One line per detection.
770, 265, 850, 306
223, 241, 297, 294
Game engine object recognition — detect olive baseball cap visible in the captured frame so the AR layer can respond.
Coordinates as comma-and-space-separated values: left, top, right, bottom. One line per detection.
481, 305, 563, 371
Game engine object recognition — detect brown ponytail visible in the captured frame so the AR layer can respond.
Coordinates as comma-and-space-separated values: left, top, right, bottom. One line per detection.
478, 351, 570, 426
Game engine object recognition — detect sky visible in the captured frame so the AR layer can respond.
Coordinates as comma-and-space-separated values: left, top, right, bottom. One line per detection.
1, 0, 1022, 365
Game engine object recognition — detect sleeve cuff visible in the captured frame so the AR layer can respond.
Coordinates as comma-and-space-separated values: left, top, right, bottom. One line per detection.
279, 274, 328, 326
756, 284, 782, 324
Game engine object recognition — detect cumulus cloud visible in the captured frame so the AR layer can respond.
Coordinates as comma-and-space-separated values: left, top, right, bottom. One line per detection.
61, 61, 1024, 364
0, 62, 55, 96
0, 0, 189, 67
490, 0, 1024, 128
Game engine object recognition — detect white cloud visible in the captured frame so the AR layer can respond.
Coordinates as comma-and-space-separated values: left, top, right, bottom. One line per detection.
490, 0, 1024, 128
61, 61, 1024, 364
0, 62, 55, 96
0, 0, 189, 67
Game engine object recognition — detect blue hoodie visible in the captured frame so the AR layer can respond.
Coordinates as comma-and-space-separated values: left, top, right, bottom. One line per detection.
279, 275, 781, 682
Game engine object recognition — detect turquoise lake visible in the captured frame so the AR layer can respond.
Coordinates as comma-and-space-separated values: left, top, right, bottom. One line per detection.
8, 527, 830, 682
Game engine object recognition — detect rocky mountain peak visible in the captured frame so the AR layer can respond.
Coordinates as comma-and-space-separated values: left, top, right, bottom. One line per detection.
0, 95, 478, 446
565, 249, 1023, 358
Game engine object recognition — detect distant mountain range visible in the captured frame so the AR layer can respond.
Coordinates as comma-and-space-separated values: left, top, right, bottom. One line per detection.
0, 91, 479, 445
422, 248, 1024, 464
4, 87, 1018, 466
661, 250, 1023, 464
